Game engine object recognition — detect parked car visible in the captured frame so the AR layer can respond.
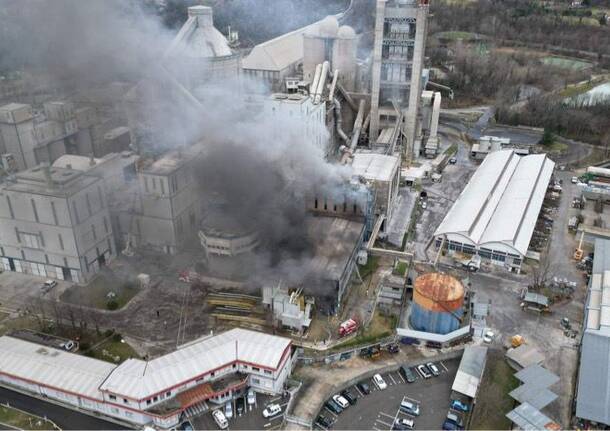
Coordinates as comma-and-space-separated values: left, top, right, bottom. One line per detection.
571, 176, 578, 184
421, 201, 427, 209
41, 279, 57, 293
357, 382, 370, 395
483, 331, 495, 343
341, 389, 357, 405
399, 365, 416, 383
224, 401, 233, 419
247, 389, 256, 406
446, 411, 463, 427
427, 362, 441, 376
325, 399, 343, 414
417, 364, 432, 379
262, 403, 282, 418
387, 343, 400, 354
449, 156, 457, 164
332, 394, 349, 409
180, 421, 194, 431
316, 415, 332, 428
450, 399, 469, 413
236, 397, 245, 416
212, 410, 228, 430
60, 340, 75, 351
400, 400, 420, 416
393, 418, 414, 430
442, 419, 459, 430
373, 373, 387, 390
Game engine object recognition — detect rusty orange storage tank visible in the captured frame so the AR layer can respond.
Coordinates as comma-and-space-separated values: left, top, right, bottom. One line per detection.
410, 272, 464, 334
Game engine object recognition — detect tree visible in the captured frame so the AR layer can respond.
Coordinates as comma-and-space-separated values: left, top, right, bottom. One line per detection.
539, 127, 555, 147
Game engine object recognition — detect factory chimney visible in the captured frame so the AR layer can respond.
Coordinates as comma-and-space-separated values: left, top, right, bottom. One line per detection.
188, 5, 213, 28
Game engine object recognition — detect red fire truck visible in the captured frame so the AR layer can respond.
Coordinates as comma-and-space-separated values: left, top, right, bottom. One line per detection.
338, 319, 359, 337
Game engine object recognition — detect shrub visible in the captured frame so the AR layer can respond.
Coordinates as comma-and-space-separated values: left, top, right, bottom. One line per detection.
106, 300, 119, 310
112, 333, 122, 343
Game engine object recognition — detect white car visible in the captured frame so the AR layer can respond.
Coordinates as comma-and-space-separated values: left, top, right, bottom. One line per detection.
421, 201, 427, 209
247, 389, 256, 405
262, 403, 282, 418
41, 279, 57, 293
395, 417, 415, 429
483, 330, 495, 343
224, 401, 233, 419
373, 373, 387, 390
332, 394, 349, 409
571, 176, 578, 184
212, 409, 228, 430
60, 340, 76, 351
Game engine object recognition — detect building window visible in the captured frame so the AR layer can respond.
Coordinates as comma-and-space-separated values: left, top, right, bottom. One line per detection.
6, 196, 14, 218
31, 199, 39, 222
252, 367, 260, 372
153, 396, 158, 402
252, 378, 260, 385
166, 391, 171, 397
146, 399, 151, 405
109, 394, 116, 401
20, 232, 41, 249
123, 398, 128, 404
160, 180, 165, 195
85, 193, 92, 216
103, 217, 109, 233
72, 201, 79, 224
50, 201, 59, 225
264, 370, 272, 375
91, 225, 97, 240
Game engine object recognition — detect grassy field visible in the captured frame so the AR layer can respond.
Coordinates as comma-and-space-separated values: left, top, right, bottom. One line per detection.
331, 310, 395, 351
60, 273, 139, 310
358, 256, 380, 280
470, 350, 519, 430
542, 56, 593, 71
0, 404, 58, 430
86, 337, 139, 363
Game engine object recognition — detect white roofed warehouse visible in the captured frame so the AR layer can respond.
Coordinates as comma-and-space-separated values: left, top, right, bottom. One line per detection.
434, 150, 555, 273
0, 328, 294, 429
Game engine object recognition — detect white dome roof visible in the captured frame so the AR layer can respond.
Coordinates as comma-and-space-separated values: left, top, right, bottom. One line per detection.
318, 16, 339, 38
337, 25, 356, 39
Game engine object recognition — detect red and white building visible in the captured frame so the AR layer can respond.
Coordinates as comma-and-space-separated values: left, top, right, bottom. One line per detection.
0, 328, 294, 428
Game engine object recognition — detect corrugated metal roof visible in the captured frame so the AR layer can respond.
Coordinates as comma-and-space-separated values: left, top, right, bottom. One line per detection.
242, 21, 321, 71
414, 273, 464, 301
507, 402, 561, 430
515, 364, 559, 387
451, 346, 487, 398
0, 336, 116, 401
100, 328, 290, 400
576, 239, 610, 424
434, 150, 555, 256
510, 386, 558, 410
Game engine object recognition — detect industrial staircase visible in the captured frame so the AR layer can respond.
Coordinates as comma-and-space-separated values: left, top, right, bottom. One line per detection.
185, 401, 209, 418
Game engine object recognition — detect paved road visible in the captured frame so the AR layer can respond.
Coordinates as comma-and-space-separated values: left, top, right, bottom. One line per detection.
0, 387, 129, 430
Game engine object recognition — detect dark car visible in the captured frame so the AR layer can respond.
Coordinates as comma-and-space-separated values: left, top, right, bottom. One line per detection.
359, 347, 372, 358
387, 343, 400, 354
236, 397, 245, 415
357, 381, 371, 395
442, 420, 459, 431
341, 389, 357, 405
325, 399, 343, 414
316, 415, 332, 428
399, 365, 417, 383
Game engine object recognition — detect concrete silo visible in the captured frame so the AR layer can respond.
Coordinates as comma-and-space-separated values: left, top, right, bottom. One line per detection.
332, 26, 358, 91
410, 272, 464, 334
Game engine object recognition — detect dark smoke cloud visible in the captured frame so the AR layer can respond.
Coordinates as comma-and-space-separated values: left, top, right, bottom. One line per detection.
0, 0, 360, 291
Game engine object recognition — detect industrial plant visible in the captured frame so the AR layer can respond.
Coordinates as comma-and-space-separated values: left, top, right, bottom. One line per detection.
0, 0, 594, 430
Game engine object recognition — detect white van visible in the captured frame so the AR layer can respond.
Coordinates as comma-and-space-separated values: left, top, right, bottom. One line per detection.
212, 409, 228, 429
332, 394, 349, 409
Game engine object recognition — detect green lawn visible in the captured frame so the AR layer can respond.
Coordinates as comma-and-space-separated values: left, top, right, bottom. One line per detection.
60, 273, 140, 310
394, 261, 408, 277
87, 337, 139, 363
542, 56, 593, 71
358, 256, 380, 280
0, 405, 58, 430
470, 351, 519, 430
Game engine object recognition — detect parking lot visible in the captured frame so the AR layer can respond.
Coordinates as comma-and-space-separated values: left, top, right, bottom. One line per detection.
318, 358, 460, 430
191, 392, 290, 430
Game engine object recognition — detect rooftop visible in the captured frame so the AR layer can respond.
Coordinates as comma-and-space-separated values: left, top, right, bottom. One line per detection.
100, 328, 291, 400
351, 152, 400, 183
2, 165, 99, 198
451, 345, 487, 398
434, 150, 555, 256
506, 402, 561, 430
0, 336, 116, 401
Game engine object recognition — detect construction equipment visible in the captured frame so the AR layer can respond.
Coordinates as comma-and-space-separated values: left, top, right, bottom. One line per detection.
574, 230, 585, 260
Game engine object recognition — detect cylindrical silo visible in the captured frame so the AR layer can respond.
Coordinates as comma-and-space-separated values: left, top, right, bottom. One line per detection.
332, 26, 358, 91
303, 33, 327, 84
410, 273, 464, 334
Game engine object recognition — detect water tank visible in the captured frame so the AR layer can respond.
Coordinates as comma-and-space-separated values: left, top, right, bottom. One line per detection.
410, 273, 464, 334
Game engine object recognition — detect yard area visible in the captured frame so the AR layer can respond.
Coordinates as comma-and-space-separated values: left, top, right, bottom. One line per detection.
469, 349, 519, 430
84, 335, 139, 363
331, 309, 396, 351
60, 272, 140, 310
0, 404, 58, 430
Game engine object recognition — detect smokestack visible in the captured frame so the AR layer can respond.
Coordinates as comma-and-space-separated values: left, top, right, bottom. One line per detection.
188, 6, 213, 28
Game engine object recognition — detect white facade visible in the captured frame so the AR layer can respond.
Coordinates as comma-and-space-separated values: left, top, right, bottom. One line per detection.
264, 93, 328, 152
0, 165, 115, 283
0, 329, 293, 429
434, 150, 555, 271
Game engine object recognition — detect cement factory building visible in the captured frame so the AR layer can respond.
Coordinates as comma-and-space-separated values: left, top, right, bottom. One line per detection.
0, 329, 294, 429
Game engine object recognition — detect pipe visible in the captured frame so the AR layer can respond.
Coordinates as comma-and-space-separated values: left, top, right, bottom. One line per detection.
349, 99, 366, 151
310, 63, 322, 96
329, 69, 339, 101
314, 61, 329, 104
333, 98, 349, 144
